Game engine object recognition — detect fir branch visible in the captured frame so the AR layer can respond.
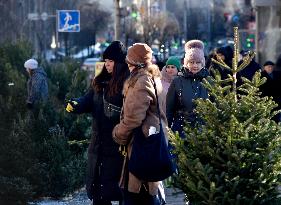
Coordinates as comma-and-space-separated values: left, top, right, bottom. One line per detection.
237, 51, 256, 72
211, 58, 231, 70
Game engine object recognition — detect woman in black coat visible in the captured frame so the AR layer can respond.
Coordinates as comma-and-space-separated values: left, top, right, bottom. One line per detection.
66, 41, 129, 205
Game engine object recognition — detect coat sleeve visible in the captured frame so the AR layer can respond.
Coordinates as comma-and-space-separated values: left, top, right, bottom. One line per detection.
26, 75, 44, 104
73, 89, 95, 114
166, 79, 177, 127
113, 77, 154, 145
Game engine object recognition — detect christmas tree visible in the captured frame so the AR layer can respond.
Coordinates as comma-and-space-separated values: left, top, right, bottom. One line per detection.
170, 27, 281, 204
0, 42, 88, 204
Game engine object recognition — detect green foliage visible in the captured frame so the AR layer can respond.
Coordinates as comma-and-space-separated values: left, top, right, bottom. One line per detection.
0, 42, 90, 204
171, 70, 281, 204
0, 116, 37, 205
0, 176, 33, 205
60, 63, 92, 143
46, 59, 83, 102
39, 124, 86, 197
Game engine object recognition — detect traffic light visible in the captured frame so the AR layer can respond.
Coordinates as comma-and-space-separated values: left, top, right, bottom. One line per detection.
131, 11, 138, 19
130, 4, 139, 20
246, 33, 255, 48
223, 13, 231, 22
172, 42, 179, 49
232, 14, 239, 24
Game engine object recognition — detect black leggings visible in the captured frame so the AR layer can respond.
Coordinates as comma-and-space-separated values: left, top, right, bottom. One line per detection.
124, 185, 160, 205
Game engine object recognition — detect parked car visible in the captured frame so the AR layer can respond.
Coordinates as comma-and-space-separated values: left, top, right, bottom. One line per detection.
81, 58, 100, 72
81, 58, 104, 84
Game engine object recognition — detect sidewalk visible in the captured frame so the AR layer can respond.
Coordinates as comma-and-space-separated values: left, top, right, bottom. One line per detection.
30, 187, 186, 205
165, 188, 186, 205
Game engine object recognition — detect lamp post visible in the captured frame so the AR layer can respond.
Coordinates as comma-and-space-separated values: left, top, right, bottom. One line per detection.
114, 0, 121, 40
27, 12, 56, 58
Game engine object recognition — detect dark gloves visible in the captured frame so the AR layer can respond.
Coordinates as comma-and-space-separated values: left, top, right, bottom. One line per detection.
26, 102, 33, 109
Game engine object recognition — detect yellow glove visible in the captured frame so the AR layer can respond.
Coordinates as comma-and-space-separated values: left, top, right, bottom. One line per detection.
65, 100, 78, 112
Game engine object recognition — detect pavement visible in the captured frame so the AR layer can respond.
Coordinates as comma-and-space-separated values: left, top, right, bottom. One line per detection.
29, 187, 186, 205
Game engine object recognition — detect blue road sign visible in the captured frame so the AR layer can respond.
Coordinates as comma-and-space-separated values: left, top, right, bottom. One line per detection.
58, 10, 80, 32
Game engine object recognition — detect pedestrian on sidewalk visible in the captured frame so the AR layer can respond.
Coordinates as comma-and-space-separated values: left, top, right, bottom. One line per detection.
260, 60, 275, 98
65, 41, 129, 205
24, 58, 48, 109
166, 40, 209, 135
161, 56, 181, 97
112, 43, 168, 205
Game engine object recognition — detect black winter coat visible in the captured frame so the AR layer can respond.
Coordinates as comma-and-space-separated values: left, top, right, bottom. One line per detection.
166, 68, 209, 131
260, 71, 274, 98
237, 60, 261, 86
271, 70, 281, 122
73, 84, 123, 201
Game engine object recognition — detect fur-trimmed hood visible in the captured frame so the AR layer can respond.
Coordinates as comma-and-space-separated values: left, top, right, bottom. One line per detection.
123, 64, 160, 96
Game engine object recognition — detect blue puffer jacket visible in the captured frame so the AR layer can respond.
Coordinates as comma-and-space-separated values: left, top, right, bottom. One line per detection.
166, 68, 209, 132
26, 68, 48, 104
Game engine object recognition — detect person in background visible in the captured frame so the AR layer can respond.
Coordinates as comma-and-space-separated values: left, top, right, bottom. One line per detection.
161, 56, 181, 97
112, 43, 167, 205
160, 56, 181, 188
260, 61, 275, 99
24, 58, 48, 109
263, 61, 275, 77
211, 45, 233, 80
271, 55, 281, 122
205, 49, 216, 71
166, 40, 209, 135
65, 41, 129, 205
156, 61, 165, 71
237, 50, 261, 86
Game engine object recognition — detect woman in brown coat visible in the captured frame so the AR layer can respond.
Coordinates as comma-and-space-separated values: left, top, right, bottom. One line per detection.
112, 43, 168, 205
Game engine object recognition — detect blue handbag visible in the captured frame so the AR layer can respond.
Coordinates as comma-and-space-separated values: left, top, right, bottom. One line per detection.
128, 78, 176, 182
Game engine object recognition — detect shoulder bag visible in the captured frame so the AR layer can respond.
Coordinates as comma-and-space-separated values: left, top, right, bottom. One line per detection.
128, 78, 176, 182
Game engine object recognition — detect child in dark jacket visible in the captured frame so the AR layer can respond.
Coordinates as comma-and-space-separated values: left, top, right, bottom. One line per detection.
166, 40, 209, 135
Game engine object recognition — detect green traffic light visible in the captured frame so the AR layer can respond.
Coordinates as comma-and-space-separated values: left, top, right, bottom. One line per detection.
131, 12, 137, 18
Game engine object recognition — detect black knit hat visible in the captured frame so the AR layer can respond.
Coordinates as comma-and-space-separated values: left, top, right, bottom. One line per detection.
263, 61, 275, 66
103, 41, 126, 63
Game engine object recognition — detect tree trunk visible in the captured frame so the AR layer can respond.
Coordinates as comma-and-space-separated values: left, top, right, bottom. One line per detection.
64, 33, 69, 57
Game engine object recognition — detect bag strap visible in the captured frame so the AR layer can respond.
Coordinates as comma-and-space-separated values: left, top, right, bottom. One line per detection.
152, 78, 163, 131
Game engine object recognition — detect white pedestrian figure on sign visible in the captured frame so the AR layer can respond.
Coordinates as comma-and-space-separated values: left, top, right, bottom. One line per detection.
63, 12, 72, 30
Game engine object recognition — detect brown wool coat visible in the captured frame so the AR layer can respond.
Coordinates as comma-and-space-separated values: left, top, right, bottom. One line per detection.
112, 65, 168, 195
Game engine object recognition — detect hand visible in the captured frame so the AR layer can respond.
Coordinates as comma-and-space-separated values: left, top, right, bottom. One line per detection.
26, 102, 33, 109
65, 99, 78, 112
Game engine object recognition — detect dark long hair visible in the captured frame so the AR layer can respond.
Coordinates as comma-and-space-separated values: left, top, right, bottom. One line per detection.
92, 61, 129, 96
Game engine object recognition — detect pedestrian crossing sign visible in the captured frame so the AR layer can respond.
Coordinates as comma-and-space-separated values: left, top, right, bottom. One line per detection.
57, 10, 80, 32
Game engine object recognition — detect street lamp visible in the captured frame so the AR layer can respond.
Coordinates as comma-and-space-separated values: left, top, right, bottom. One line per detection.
50, 35, 56, 49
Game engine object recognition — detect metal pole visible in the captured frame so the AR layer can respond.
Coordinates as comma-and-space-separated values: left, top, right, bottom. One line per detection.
255, 6, 259, 63
114, 0, 121, 40
183, 0, 187, 40
34, 0, 39, 58
56, 10, 59, 48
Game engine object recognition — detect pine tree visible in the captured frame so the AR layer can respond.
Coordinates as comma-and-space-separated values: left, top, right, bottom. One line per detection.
0, 43, 88, 203
170, 27, 281, 204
